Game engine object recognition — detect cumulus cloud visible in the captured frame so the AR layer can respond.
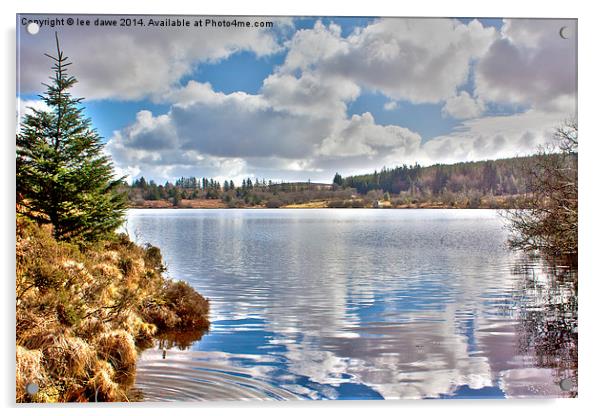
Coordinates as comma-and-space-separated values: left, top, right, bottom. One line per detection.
317, 112, 421, 158
106, 80, 338, 182
167, 81, 334, 159
18, 15, 290, 100
442, 91, 486, 119
107, 83, 570, 183
475, 19, 577, 112
118, 110, 178, 151
261, 72, 360, 119
107, 80, 424, 182
282, 20, 349, 72
282, 18, 496, 103
108, 125, 251, 184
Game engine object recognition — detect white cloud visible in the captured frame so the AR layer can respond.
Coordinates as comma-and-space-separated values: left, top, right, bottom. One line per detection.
475, 19, 577, 112
281, 21, 348, 72
106, 80, 336, 182
317, 112, 422, 158
383, 101, 398, 111
168, 84, 333, 159
116, 110, 178, 151
442, 91, 486, 119
106, 80, 425, 182
261, 71, 360, 119
282, 18, 496, 104
16, 98, 50, 127
18, 15, 289, 101
107, 126, 251, 184
107, 84, 570, 183
423, 109, 566, 163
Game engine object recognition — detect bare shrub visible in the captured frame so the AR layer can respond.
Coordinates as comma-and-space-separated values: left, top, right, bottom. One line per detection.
502, 119, 577, 256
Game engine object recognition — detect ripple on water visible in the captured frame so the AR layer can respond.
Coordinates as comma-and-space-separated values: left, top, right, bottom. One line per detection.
133, 350, 301, 401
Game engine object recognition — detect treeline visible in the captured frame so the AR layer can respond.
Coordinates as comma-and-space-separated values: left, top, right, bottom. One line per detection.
128, 176, 351, 208
131, 176, 288, 201
337, 157, 537, 208
126, 155, 551, 209
341, 157, 530, 196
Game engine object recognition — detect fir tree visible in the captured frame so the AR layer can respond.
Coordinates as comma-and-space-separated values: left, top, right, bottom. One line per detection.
333, 172, 343, 186
16, 33, 126, 242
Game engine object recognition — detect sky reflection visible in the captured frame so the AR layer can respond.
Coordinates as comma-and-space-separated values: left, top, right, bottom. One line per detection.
128, 209, 577, 400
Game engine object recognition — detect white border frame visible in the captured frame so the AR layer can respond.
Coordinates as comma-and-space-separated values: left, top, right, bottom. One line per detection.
3, 1, 598, 416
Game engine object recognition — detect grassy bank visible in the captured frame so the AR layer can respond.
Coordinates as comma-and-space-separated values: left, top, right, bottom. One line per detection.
128, 193, 525, 210
16, 215, 209, 402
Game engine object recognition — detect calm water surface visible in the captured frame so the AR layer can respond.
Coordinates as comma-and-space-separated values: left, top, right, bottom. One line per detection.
125, 209, 577, 400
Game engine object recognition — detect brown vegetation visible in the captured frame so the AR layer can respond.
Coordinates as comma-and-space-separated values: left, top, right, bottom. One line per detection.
140, 281, 210, 332
131, 199, 227, 209
282, 200, 330, 208
503, 120, 578, 257
16, 216, 210, 402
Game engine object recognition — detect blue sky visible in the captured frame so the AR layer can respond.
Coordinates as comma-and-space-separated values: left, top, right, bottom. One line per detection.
17, 15, 576, 183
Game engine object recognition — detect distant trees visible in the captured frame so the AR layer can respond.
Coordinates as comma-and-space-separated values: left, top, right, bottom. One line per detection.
16, 34, 126, 242
342, 158, 525, 198
122, 141, 569, 213
131, 177, 165, 200
124, 153, 552, 210
432, 167, 450, 195
172, 187, 182, 207
482, 161, 499, 194
333, 172, 343, 186
175, 176, 200, 189
503, 119, 578, 256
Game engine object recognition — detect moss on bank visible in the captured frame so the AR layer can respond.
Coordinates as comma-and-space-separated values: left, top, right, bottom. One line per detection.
16, 215, 209, 402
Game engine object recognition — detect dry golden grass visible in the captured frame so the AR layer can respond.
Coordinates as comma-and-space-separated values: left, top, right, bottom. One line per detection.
16, 216, 210, 402
139, 280, 210, 332
96, 330, 137, 378
282, 200, 329, 208
16, 346, 51, 402
84, 360, 125, 402
131, 199, 227, 209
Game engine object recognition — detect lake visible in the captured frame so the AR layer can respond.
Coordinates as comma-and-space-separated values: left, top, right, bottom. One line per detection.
124, 209, 577, 400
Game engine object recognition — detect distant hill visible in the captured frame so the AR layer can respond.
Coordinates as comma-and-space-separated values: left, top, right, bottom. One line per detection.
125, 154, 567, 209
341, 156, 537, 196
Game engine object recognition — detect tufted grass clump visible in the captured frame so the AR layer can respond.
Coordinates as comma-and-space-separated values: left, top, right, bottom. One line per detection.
16, 215, 210, 402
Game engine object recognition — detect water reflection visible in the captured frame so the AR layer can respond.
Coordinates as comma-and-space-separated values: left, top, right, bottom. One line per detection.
155, 328, 209, 351
127, 209, 577, 400
512, 259, 578, 397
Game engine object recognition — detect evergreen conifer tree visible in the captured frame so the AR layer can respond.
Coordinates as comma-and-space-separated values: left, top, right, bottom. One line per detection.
17, 34, 126, 242
333, 172, 343, 186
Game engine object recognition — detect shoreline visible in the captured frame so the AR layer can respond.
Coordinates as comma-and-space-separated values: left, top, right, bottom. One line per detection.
127, 206, 500, 210
16, 216, 210, 402
127, 195, 521, 210
127, 205, 510, 210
